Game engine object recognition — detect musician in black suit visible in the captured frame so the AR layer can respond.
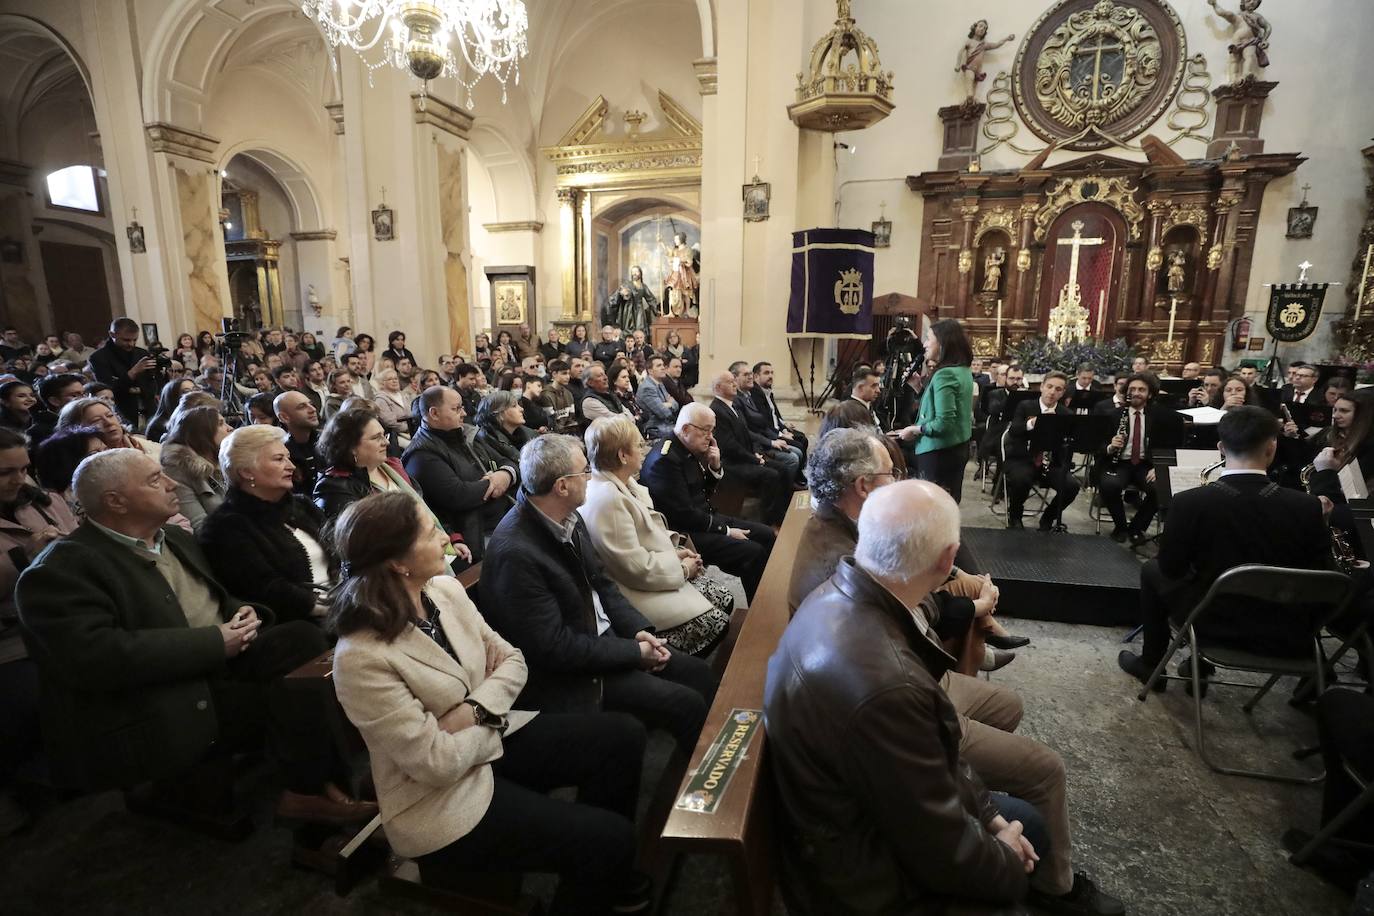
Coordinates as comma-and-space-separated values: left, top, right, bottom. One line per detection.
1062, 365, 1098, 414
1003, 371, 1081, 531
979, 365, 1024, 458
708, 371, 792, 525
1097, 373, 1181, 545
1091, 377, 1128, 416
1118, 406, 1332, 689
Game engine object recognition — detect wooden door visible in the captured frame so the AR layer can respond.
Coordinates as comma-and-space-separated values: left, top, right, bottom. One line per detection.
40, 241, 112, 342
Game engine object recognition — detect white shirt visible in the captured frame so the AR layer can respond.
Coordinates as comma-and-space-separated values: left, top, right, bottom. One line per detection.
1293, 389, 1311, 404
1038, 398, 1056, 414
1219, 468, 1266, 478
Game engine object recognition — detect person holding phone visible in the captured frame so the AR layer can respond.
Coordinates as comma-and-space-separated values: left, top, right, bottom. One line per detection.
87, 317, 158, 429
641, 403, 776, 603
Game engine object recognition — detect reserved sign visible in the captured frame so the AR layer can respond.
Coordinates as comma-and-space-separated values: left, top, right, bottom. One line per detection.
674, 708, 763, 814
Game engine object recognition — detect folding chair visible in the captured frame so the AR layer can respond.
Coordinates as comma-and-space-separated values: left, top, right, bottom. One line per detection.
1290, 689, 1374, 866
1137, 563, 1357, 784
992, 424, 1046, 522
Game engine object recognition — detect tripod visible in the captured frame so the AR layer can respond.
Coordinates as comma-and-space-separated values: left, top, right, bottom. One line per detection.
218, 341, 249, 424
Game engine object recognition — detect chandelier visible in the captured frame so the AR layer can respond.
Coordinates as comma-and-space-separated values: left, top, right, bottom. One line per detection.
300, 0, 528, 104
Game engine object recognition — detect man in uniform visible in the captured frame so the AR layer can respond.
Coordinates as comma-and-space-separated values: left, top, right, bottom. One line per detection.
641, 403, 776, 602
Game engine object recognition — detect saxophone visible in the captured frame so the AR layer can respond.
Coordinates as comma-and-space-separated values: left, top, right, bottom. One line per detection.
1200, 456, 1225, 484
1300, 452, 1361, 575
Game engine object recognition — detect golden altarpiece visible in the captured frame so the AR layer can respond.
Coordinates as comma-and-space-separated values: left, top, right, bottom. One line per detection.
909, 0, 1301, 370
541, 91, 701, 348
220, 181, 286, 330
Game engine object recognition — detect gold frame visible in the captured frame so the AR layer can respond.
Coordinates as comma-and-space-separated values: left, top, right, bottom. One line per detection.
493, 279, 528, 326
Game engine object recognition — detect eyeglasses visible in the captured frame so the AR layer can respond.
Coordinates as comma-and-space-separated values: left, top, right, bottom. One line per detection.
684, 423, 715, 435
868, 469, 906, 481
558, 469, 593, 481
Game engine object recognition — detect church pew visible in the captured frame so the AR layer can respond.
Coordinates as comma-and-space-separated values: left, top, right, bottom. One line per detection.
656, 492, 813, 916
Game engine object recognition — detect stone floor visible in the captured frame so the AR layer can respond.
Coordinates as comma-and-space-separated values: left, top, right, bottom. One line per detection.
0, 462, 1359, 915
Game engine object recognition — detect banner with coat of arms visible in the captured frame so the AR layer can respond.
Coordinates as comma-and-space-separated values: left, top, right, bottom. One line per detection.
1266, 282, 1329, 342
786, 228, 875, 338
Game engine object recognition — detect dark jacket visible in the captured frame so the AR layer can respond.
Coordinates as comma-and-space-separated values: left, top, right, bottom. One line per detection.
480, 494, 653, 712
764, 557, 1026, 915
592, 341, 623, 367
474, 420, 532, 467
312, 457, 419, 520
16, 522, 269, 791
285, 429, 321, 497
402, 423, 516, 558
1095, 403, 1184, 463
710, 397, 768, 465
88, 338, 155, 424
737, 387, 781, 439
664, 375, 693, 408
640, 434, 732, 536
1003, 398, 1071, 464
1158, 473, 1330, 652
198, 488, 334, 623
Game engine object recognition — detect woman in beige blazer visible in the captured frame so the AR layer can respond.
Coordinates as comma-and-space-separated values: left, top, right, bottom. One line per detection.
328, 491, 650, 914
580, 416, 732, 655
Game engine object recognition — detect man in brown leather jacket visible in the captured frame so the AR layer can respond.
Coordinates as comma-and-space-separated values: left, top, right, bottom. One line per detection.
765, 480, 1123, 916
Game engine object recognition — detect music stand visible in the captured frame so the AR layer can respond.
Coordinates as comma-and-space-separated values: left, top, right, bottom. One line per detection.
1158, 378, 1202, 410
1027, 412, 1075, 465
1005, 389, 1041, 418
1066, 388, 1109, 415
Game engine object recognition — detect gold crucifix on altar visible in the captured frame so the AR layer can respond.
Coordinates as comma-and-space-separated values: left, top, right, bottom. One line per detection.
1047, 220, 1105, 346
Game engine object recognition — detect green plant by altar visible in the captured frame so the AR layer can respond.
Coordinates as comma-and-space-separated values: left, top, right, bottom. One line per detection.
1006, 336, 1136, 376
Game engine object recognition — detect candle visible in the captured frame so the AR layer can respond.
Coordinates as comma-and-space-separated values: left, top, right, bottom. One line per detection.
1358, 243, 1373, 322
1167, 296, 1177, 344
995, 298, 1003, 354
1096, 289, 1106, 339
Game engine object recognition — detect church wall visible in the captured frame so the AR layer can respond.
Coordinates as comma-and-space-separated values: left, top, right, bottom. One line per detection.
814, 0, 1374, 365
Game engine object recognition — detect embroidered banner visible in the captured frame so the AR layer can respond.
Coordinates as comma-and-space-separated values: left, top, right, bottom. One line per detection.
673, 708, 763, 814
1265, 283, 1329, 342
786, 228, 876, 338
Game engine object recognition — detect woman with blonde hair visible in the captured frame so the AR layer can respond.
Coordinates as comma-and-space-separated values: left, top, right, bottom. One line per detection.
372, 367, 414, 447
579, 416, 732, 655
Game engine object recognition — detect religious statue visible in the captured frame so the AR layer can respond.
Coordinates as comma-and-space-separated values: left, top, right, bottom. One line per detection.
601, 265, 659, 333
660, 232, 699, 318
307, 284, 321, 317
955, 19, 1015, 101
982, 248, 1005, 293
1207, 0, 1271, 84
1166, 249, 1188, 295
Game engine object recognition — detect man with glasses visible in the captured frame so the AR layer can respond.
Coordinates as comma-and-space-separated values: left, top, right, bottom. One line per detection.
641, 404, 776, 602
1283, 363, 1322, 407
481, 434, 715, 755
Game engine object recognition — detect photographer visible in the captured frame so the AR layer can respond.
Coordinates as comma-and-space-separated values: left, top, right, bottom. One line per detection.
88, 318, 159, 429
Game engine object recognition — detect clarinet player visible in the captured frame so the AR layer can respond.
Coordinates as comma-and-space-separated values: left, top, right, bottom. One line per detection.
1002, 371, 1081, 531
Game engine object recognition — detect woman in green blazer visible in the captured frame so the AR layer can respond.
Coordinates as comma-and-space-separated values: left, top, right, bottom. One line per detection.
891, 319, 975, 502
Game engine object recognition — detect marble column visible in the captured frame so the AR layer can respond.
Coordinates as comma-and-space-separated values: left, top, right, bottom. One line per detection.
436, 143, 471, 356
557, 188, 578, 319
148, 123, 230, 335
579, 191, 594, 321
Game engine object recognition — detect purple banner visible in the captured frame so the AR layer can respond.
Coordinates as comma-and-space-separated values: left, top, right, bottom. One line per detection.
786, 228, 876, 338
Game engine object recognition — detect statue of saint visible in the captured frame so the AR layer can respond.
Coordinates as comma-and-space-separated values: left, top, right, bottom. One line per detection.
660, 233, 699, 318
1167, 249, 1188, 296
601, 265, 659, 333
982, 248, 1005, 293
1207, 0, 1272, 83
955, 19, 1016, 101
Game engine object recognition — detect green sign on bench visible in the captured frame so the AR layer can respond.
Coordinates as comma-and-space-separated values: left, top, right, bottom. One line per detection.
674, 708, 763, 814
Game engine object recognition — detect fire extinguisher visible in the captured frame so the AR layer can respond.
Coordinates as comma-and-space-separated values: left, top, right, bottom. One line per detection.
1229, 317, 1251, 351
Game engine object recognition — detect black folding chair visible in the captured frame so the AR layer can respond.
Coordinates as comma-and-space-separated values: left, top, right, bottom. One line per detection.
1137, 564, 1357, 784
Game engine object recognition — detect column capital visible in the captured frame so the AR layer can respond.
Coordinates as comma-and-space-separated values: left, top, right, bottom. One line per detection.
555, 186, 579, 204
324, 102, 345, 135
145, 122, 220, 163
694, 57, 718, 96
290, 229, 338, 241
411, 92, 473, 139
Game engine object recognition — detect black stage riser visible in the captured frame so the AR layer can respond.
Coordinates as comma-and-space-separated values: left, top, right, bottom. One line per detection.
960, 527, 1140, 627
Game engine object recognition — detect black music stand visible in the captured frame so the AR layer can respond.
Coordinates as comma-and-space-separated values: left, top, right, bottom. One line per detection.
1027, 413, 1075, 465
1065, 388, 1109, 415
1005, 389, 1041, 418
1158, 378, 1202, 410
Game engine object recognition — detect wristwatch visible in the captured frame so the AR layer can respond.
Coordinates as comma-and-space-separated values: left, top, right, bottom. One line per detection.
464, 699, 509, 734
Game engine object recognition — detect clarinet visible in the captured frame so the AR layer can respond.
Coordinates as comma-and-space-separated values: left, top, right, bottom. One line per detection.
1108, 409, 1130, 465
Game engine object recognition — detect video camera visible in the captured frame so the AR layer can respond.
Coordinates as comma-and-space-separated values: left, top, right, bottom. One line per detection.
140, 323, 174, 372
218, 316, 253, 351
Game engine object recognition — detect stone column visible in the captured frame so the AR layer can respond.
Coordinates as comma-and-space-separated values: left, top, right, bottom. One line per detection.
289, 229, 342, 335
579, 191, 594, 321
556, 188, 579, 320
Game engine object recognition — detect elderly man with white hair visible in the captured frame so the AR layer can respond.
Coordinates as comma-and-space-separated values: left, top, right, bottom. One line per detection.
765, 480, 1124, 916
15, 448, 374, 824
640, 402, 777, 602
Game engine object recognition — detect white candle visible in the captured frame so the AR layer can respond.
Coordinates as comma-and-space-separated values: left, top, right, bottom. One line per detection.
1167, 297, 1177, 344
1097, 289, 1106, 339
995, 298, 1003, 353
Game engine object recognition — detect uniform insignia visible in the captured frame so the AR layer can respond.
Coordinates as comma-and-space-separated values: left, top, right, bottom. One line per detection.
661, 440, 672, 455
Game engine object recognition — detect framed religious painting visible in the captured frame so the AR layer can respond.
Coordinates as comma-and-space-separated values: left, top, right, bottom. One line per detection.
743, 178, 770, 222
371, 205, 394, 241
1286, 206, 1317, 240
871, 218, 892, 248
484, 265, 537, 333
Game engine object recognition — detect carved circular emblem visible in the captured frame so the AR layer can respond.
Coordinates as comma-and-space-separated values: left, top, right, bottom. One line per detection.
1011, 0, 1187, 151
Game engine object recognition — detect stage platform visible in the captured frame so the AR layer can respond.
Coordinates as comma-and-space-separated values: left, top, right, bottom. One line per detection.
960, 527, 1141, 627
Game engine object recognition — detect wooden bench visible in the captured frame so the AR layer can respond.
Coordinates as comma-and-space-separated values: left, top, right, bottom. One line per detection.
656, 492, 813, 915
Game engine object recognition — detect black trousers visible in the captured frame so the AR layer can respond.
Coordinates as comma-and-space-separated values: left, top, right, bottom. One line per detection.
1098, 459, 1158, 533
419, 712, 645, 915
214, 619, 333, 794
693, 516, 776, 602
0, 658, 39, 782
1318, 689, 1374, 846
602, 645, 716, 755
1138, 560, 1204, 668
916, 443, 969, 504
1004, 459, 1080, 524
724, 461, 791, 525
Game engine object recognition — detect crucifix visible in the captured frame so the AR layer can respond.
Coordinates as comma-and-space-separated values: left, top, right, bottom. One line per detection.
1299, 183, 1312, 206
750, 155, 762, 179
1298, 260, 1313, 283
130, 206, 139, 221
1073, 35, 1125, 102
1057, 219, 1105, 307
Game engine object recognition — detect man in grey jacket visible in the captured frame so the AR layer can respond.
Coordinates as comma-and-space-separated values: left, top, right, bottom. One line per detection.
634, 355, 678, 440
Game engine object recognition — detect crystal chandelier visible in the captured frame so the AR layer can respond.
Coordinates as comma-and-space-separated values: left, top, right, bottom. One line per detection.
300, 0, 528, 104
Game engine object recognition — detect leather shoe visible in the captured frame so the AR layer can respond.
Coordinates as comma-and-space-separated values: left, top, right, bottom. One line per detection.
277, 788, 378, 826
1128, 529, 1150, 546
1028, 872, 1125, 915
987, 633, 1030, 650
613, 871, 653, 913
1007, 517, 1025, 529
1118, 649, 1165, 692
1110, 526, 1129, 543
981, 649, 1016, 672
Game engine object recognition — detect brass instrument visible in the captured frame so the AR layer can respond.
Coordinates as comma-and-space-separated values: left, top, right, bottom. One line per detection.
1199, 456, 1225, 485
1300, 459, 1362, 575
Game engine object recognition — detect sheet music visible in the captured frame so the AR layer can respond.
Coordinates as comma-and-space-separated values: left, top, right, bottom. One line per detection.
1178, 406, 1225, 424
1340, 459, 1369, 500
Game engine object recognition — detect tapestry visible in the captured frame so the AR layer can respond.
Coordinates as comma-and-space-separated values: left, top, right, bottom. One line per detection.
1265, 283, 1329, 342
786, 228, 875, 338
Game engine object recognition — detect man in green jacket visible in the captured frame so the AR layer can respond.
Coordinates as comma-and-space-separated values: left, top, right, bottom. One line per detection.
17, 449, 367, 823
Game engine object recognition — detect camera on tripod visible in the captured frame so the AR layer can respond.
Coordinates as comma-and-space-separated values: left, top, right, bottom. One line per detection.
218, 316, 252, 351
140, 323, 173, 372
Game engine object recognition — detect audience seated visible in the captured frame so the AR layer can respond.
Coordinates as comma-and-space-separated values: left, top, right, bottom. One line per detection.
57, 396, 160, 460
273, 391, 321, 496
730, 361, 803, 483
708, 371, 792, 525
634, 355, 679, 440
607, 364, 644, 428
640, 404, 776, 602
579, 362, 624, 424
145, 378, 199, 443
15, 448, 370, 823
33, 425, 107, 508
159, 406, 230, 532
579, 417, 733, 656
481, 434, 716, 755
246, 392, 278, 426
199, 426, 336, 623
1119, 406, 1332, 692
519, 375, 551, 433
766, 480, 1122, 916
328, 491, 649, 912
474, 390, 533, 466
748, 360, 808, 458
321, 369, 353, 422
29, 373, 87, 449
402, 386, 517, 562
0, 380, 36, 434
542, 360, 578, 434
0, 428, 79, 612
372, 367, 415, 447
